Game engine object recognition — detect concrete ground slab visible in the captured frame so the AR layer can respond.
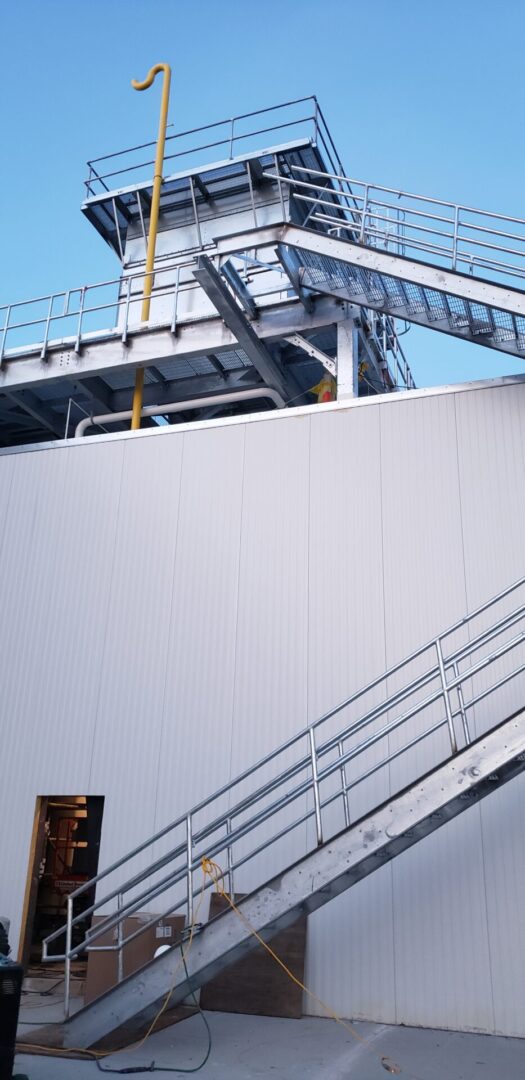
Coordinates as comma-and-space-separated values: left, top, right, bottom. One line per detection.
14, 1011, 525, 1079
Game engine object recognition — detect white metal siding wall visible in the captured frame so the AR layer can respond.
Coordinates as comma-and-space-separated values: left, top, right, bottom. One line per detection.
1, 378, 524, 1035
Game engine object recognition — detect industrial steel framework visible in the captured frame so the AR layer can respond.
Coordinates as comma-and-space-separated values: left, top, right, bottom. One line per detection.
0, 99, 412, 446
1, 96, 524, 448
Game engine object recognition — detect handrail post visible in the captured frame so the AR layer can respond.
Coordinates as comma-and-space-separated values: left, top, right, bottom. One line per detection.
74, 287, 86, 354
226, 817, 234, 898
116, 892, 124, 984
435, 637, 457, 753
229, 117, 235, 159
313, 97, 319, 144
453, 660, 471, 745
171, 264, 180, 335
64, 896, 73, 1020
338, 740, 350, 828
122, 277, 132, 345
40, 296, 54, 360
274, 153, 286, 219
359, 185, 369, 243
308, 728, 323, 846
452, 204, 460, 269
186, 814, 194, 927
0, 305, 11, 364
87, 164, 95, 197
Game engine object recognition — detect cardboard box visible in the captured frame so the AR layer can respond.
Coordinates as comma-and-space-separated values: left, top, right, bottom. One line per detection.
85, 913, 185, 1004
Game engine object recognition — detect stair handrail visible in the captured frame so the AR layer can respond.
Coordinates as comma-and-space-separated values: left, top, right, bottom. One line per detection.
42, 572, 525, 1019
265, 164, 525, 285
43, 569, 525, 918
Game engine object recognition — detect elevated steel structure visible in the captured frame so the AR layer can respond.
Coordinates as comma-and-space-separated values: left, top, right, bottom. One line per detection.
2, 96, 525, 449
0, 99, 411, 448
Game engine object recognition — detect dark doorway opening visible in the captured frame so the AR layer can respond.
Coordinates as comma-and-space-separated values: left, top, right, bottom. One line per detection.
19, 796, 104, 969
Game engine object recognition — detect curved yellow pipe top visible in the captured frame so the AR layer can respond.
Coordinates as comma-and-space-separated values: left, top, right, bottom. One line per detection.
130, 63, 171, 429
131, 62, 170, 93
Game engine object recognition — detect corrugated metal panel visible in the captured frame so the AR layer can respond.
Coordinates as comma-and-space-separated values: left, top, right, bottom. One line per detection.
0, 441, 125, 947
305, 404, 396, 1023
379, 392, 494, 1032
1, 380, 525, 1035
155, 424, 245, 825
455, 382, 525, 1035
229, 413, 310, 890
88, 433, 184, 878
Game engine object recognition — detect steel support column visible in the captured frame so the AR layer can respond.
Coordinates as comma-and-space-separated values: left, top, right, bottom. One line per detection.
336, 318, 359, 399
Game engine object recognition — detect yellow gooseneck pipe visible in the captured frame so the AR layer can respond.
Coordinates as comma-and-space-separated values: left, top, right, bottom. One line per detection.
130, 62, 172, 430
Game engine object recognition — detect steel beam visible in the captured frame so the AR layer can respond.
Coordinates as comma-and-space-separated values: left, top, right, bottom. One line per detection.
284, 333, 336, 376
74, 376, 113, 413
0, 295, 352, 394
214, 223, 525, 319
193, 255, 290, 399
354, 325, 390, 391
279, 225, 525, 318
336, 320, 359, 398
110, 371, 258, 413
220, 260, 258, 318
193, 174, 210, 201
2, 389, 63, 438
277, 243, 315, 312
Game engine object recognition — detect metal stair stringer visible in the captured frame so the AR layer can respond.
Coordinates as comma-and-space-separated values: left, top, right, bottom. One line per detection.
272, 224, 525, 358
63, 706, 525, 1050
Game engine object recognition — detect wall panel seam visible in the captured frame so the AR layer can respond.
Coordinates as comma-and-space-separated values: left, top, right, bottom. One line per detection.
226, 424, 247, 796
378, 400, 398, 1024
152, 434, 186, 834
152, 433, 186, 833
0, 459, 16, 565
454, 390, 497, 1030
86, 444, 126, 791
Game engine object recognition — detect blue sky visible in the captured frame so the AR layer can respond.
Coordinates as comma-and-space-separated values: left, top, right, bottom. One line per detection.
1, 0, 524, 388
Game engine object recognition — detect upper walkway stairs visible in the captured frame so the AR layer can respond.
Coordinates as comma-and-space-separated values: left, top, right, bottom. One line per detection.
221, 160, 525, 359
38, 575, 525, 1049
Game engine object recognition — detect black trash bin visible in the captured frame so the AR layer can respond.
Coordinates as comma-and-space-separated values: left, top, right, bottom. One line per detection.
0, 962, 24, 1080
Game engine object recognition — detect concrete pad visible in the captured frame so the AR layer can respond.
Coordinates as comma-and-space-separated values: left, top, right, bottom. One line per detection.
15, 1011, 525, 1079
17, 991, 83, 1042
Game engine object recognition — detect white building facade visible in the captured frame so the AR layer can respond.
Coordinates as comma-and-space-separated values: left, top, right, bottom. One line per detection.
1, 374, 524, 1035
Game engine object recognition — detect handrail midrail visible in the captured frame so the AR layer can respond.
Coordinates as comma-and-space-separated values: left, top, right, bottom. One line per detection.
42, 574, 525, 1018
264, 164, 525, 289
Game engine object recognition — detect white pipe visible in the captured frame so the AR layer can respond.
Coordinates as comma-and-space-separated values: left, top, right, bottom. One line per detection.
74, 387, 286, 438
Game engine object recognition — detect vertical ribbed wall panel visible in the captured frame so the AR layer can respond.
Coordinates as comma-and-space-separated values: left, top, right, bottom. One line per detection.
305, 405, 396, 1022
455, 383, 525, 1035
88, 434, 184, 881
229, 414, 310, 890
0, 441, 125, 947
380, 392, 494, 1032
155, 425, 245, 858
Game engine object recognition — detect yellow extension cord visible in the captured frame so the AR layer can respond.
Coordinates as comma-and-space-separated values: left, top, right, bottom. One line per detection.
16, 856, 428, 1078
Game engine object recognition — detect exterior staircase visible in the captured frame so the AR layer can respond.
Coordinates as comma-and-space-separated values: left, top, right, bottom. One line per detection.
41, 575, 525, 1049
264, 162, 525, 358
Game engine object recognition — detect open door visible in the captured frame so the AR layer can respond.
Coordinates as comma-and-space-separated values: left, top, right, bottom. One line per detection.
19, 796, 104, 969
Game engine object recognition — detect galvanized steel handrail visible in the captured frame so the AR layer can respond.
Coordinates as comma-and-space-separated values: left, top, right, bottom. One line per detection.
0, 258, 413, 394
266, 164, 525, 288
84, 96, 337, 197
42, 574, 525, 1018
